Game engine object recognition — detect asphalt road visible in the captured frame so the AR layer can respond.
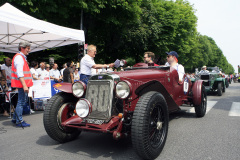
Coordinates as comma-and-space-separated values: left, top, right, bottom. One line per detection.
1, 82, 240, 160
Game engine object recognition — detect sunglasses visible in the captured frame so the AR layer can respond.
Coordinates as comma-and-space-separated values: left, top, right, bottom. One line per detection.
90, 50, 97, 53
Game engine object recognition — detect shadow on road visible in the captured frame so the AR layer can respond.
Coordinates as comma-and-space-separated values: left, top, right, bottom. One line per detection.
36, 132, 140, 160
169, 107, 199, 120
34, 109, 199, 160
0, 110, 44, 122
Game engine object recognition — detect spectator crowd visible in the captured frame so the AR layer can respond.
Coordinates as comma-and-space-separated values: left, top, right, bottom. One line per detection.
0, 57, 81, 118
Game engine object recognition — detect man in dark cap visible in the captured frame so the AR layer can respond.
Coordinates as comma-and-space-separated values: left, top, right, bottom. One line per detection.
166, 51, 185, 82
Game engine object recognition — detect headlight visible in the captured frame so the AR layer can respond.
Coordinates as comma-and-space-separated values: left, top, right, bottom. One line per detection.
116, 81, 131, 99
72, 82, 86, 98
75, 99, 92, 118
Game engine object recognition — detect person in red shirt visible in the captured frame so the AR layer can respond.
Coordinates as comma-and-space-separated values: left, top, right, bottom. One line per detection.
143, 52, 159, 66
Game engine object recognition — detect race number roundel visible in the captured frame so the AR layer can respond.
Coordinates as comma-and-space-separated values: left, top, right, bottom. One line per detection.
183, 77, 189, 94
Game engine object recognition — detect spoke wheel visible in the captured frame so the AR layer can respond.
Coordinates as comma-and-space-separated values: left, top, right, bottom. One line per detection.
149, 105, 165, 149
195, 86, 207, 117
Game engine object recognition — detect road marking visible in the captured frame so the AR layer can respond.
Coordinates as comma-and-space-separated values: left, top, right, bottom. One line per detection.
229, 102, 240, 116
188, 101, 218, 114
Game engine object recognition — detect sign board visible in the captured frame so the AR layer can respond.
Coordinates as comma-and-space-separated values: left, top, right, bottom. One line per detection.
31, 80, 51, 99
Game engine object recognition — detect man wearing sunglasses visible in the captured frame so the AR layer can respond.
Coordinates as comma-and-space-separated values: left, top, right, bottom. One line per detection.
143, 52, 159, 66
166, 51, 185, 82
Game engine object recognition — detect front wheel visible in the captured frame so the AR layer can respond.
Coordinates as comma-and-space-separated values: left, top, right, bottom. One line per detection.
217, 82, 223, 96
225, 79, 229, 88
194, 86, 207, 117
43, 92, 81, 143
131, 91, 169, 160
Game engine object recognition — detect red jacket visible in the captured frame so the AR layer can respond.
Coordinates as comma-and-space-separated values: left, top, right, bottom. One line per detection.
11, 53, 33, 88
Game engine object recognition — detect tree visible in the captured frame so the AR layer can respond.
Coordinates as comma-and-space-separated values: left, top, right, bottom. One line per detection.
0, 0, 234, 74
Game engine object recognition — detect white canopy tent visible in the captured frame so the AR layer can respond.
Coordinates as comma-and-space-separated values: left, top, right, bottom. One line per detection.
0, 3, 85, 53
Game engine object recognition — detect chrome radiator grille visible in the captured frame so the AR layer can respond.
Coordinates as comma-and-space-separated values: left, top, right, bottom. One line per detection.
201, 75, 209, 80
86, 80, 113, 120
201, 75, 210, 86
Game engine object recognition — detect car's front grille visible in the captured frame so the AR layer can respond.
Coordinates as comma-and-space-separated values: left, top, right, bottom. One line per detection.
85, 80, 114, 120
201, 75, 209, 80
201, 75, 210, 86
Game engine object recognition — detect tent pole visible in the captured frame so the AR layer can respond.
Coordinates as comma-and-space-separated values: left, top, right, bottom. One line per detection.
80, 9, 83, 31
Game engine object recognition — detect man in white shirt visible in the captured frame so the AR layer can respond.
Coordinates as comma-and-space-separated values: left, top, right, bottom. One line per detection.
80, 44, 114, 85
50, 63, 62, 82
166, 51, 185, 82
37, 62, 49, 80
199, 66, 209, 74
236, 73, 239, 77
1, 57, 12, 88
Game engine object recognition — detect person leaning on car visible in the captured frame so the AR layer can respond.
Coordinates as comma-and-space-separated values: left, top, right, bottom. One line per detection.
80, 44, 114, 85
166, 51, 185, 82
143, 52, 159, 66
199, 66, 209, 73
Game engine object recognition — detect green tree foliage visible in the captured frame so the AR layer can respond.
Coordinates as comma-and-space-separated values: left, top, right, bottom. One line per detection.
0, 0, 234, 74
193, 35, 234, 74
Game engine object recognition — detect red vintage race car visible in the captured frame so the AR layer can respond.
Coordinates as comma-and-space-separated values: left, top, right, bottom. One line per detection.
43, 63, 207, 160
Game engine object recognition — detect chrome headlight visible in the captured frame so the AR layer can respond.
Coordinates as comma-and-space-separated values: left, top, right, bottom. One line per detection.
72, 82, 86, 98
75, 99, 92, 118
116, 81, 131, 99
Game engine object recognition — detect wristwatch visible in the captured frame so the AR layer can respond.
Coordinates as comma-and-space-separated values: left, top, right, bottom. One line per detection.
106, 65, 109, 68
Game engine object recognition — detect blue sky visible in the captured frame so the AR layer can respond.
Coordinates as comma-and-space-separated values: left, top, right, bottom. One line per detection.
188, 0, 239, 73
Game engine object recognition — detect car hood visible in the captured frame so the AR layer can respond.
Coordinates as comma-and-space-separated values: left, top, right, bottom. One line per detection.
113, 68, 168, 81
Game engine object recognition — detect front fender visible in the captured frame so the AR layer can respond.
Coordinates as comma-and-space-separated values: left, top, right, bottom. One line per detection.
192, 80, 203, 106
216, 78, 225, 85
216, 77, 224, 81
135, 80, 179, 112
53, 82, 72, 93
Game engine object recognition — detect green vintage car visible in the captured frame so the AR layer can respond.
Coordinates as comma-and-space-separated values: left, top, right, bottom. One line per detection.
192, 67, 225, 96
